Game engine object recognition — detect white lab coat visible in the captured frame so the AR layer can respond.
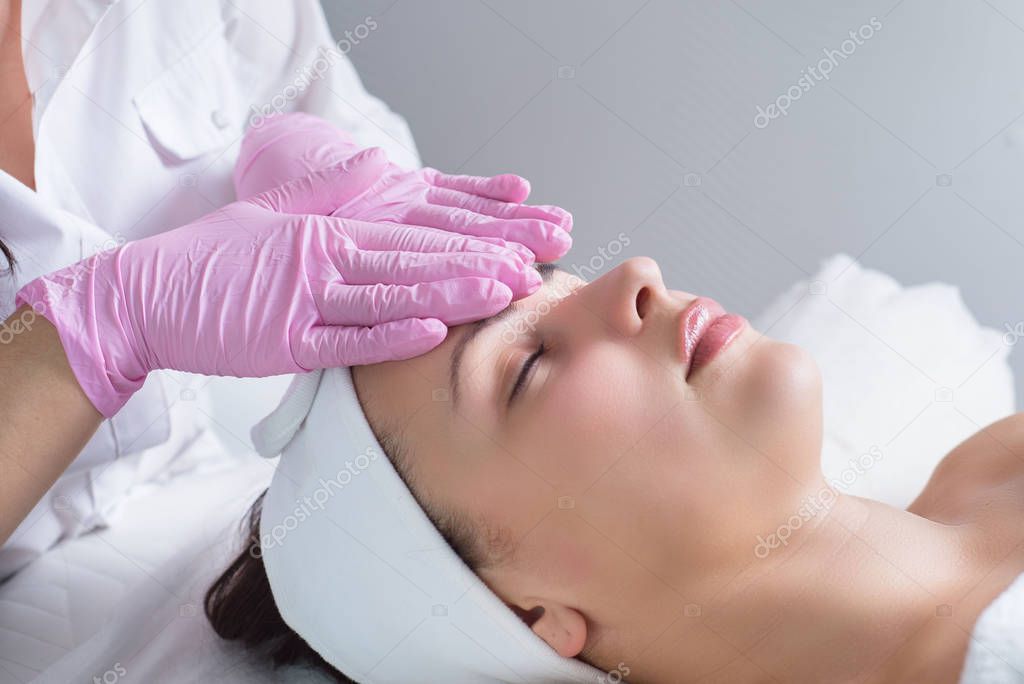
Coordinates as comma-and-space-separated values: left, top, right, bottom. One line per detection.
0, 0, 420, 579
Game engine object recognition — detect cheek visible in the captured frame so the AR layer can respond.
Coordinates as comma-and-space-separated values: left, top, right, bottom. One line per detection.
574, 341, 824, 586
504, 343, 661, 492
684, 339, 822, 512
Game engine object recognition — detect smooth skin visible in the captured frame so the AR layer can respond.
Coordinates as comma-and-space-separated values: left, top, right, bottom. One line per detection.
0, 0, 32, 189
0, 309, 102, 544
353, 258, 1024, 683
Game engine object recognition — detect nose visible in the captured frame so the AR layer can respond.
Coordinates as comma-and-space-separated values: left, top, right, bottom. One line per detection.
585, 257, 666, 338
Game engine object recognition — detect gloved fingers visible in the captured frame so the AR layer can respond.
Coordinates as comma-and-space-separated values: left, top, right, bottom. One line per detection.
338, 249, 542, 297
318, 278, 513, 326
249, 148, 389, 216
336, 219, 535, 264
422, 169, 531, 203
296, 318, 447, 368
402, 204, 570, 262
425, 186, 573, 231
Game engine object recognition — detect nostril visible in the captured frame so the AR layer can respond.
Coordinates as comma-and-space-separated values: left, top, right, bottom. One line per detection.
635, 286, 651, 319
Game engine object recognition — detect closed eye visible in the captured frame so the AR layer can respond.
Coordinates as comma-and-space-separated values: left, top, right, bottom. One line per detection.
449, 263, 558, 410
508, 343, 546, 406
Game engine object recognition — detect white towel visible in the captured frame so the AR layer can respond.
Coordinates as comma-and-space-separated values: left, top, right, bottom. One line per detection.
960, 572, 1024, 683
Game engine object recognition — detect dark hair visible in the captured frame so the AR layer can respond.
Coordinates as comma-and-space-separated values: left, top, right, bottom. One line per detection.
205, 421, 509, 682
204, 491, 352, 682
0, 239, 15, 275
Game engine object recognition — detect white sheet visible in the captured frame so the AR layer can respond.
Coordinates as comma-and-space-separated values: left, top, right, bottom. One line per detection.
28, 459, 330, 684
0, 445, 311, 683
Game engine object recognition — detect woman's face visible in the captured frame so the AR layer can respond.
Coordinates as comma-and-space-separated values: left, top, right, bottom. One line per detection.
353, 257, 823, 670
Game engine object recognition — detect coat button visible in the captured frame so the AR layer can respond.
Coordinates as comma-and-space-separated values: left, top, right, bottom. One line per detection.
210, 109, 231, 130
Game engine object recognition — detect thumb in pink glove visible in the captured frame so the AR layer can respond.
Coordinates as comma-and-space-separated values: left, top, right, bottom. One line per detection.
16, 162, 540, 417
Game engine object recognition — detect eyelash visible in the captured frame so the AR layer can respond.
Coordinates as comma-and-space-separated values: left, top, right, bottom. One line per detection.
508, 342, 546, 405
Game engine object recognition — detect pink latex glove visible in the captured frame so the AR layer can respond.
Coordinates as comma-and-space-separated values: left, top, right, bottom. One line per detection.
16, 163, 540, 418
234, 112, 573, 262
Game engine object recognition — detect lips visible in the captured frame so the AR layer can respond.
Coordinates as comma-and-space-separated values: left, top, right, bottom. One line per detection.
679, 297, 746, 380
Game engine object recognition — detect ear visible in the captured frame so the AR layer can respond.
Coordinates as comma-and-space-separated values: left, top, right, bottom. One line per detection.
509, 601, 588, 658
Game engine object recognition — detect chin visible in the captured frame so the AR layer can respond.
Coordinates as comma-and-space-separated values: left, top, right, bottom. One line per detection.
709, 334, 822, 448
758, 339, 821, 399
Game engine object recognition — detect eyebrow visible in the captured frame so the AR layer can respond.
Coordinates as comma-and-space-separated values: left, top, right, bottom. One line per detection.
449, 264, 556, 408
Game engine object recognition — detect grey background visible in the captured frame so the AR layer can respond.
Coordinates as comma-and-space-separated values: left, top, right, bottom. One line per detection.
324, 0, 1024, 405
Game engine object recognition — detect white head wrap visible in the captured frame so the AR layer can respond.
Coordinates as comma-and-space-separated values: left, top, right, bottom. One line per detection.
252, 368, 606, 684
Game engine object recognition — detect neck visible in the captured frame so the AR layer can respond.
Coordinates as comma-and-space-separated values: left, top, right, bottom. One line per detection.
638, 493, 973, 683
1, 1, 17, 41
1, 0, 23, 84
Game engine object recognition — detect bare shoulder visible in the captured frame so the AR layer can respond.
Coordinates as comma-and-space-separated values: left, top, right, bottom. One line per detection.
908, 412, 1024, 520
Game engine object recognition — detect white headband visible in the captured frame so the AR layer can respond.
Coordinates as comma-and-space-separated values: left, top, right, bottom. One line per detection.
252, 368, 606, 683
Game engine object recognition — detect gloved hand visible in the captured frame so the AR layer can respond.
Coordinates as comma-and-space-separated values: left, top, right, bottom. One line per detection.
234, 112, 573, 262
16, 163, 540, 418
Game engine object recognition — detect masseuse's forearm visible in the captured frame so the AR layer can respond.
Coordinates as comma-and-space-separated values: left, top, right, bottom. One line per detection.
0, 305, 102, 545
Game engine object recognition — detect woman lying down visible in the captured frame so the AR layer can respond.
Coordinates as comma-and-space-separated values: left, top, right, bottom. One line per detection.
206, 114, 1024, 684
